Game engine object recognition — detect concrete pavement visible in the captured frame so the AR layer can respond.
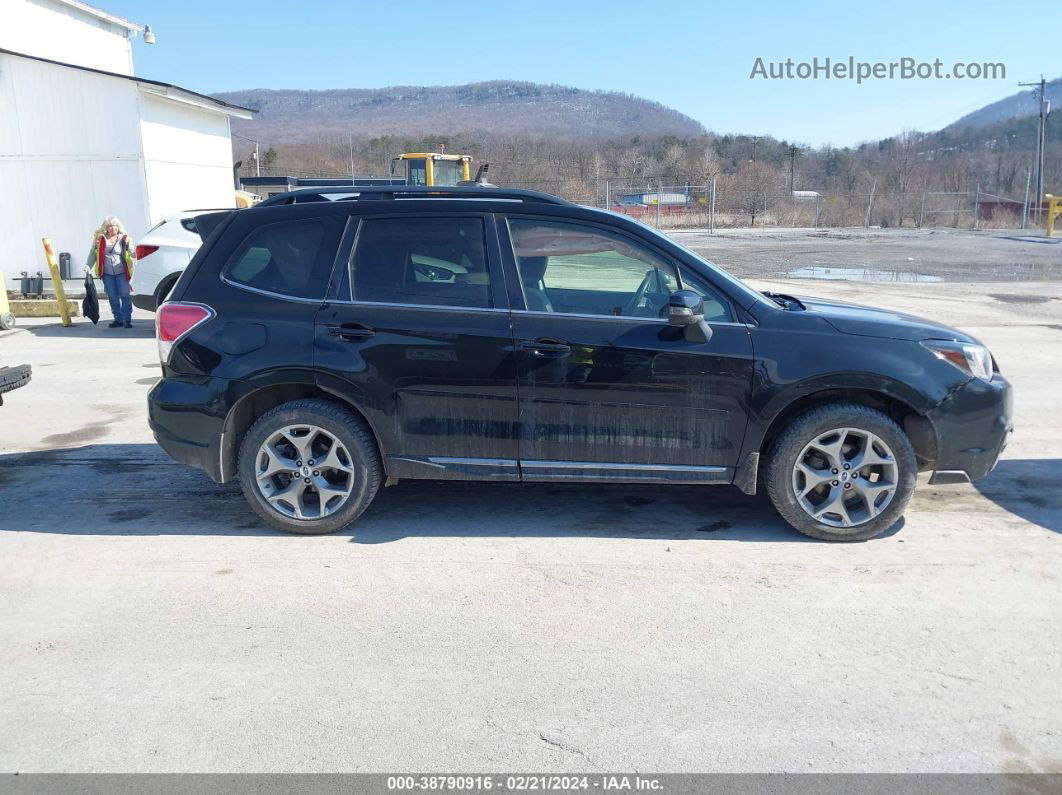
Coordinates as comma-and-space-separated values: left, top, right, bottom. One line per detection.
0, 280, 1059, 773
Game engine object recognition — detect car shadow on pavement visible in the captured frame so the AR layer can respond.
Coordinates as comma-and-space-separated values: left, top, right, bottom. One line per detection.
973, 458, 1062, 534
0, 443, 901, 543
20, 320, 155, 339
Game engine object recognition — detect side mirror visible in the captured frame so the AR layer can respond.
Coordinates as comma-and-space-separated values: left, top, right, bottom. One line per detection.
667, 290, 713, 344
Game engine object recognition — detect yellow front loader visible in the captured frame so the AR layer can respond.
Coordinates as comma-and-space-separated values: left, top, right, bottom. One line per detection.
390, 152, 473, 187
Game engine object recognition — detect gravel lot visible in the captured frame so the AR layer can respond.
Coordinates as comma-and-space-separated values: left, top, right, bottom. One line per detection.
0, 229, 1060, 773
674, 226, 1062, 283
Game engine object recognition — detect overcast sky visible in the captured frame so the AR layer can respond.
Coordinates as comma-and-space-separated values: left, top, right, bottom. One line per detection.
106, 0, 1058, 147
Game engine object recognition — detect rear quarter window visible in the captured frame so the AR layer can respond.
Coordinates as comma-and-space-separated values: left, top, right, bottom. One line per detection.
222, 216, 346, 300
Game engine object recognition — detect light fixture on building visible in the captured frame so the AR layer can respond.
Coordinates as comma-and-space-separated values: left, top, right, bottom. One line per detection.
143, 25, 156, 44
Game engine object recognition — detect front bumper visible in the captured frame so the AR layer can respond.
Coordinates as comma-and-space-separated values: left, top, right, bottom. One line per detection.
926, 373, 1012, 483
148, 377, 230, 482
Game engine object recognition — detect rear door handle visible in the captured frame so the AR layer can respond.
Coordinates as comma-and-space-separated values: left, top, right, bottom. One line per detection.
520, 338, 571, 356
326, 324, 374, 341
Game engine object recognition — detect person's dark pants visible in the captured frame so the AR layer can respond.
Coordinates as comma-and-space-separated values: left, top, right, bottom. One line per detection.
101, 272, 132, 324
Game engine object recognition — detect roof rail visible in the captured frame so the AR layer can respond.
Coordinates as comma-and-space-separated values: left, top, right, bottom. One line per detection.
256, 184, 570, 208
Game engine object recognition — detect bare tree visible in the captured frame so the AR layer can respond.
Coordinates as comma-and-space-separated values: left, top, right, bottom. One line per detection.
731, 160, 781, 225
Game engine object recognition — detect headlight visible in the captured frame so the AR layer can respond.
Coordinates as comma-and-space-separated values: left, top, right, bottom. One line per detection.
922, 340, 994, 381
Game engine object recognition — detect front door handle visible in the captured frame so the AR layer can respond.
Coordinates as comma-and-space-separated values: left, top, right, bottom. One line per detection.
326, 324, 374, 341
520, 338, 571, 356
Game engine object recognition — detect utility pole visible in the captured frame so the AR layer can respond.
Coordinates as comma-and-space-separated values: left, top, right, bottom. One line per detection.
865, 179, 877, 229
1019, 77, 1050, 223
787, 145, 799, 193
231, 133, 262, 179
1022, 166, 1032, 229
349, 133, 355, 186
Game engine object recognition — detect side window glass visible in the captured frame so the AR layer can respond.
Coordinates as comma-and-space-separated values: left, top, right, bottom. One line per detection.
350, 217, 491, 308
432, 160, 462, 186
508, 219, 677, 318
679, 267, 733, 323
224, 216, 345, 300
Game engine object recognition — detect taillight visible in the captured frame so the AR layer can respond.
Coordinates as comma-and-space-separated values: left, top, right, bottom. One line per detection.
156, 302, 214, 364
136, 244, 159, 259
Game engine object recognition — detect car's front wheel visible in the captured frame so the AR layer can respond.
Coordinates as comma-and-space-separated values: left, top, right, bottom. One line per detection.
237, 399, 381, 534
765, 403, 917, 541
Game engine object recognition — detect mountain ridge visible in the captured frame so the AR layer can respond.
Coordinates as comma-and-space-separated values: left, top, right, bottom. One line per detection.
945, 77, 1062, 130
213, 80, 707, 142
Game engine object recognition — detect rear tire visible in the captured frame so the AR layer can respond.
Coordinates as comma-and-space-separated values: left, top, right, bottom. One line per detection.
154, 276, 178, 311
237, 399, 381, 535
0, 312, 15, 330
765, 403, 917, 541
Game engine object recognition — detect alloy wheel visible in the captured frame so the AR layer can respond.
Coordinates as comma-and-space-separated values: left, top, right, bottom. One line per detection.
792, 427, 899, 529
254, 424, 355, 520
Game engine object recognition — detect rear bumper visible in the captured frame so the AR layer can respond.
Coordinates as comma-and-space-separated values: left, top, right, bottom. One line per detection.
131, 293, 157, 312
927, 374, 1012, 482
148, 377, 231, 482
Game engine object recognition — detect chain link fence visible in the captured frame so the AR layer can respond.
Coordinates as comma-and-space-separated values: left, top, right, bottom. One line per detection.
252, 165, 1032, 231
490, 179, 1031, 231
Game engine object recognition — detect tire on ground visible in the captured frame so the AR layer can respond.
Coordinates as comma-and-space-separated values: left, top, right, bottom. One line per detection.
237, 398, 381, 535
765, 402, 917, 542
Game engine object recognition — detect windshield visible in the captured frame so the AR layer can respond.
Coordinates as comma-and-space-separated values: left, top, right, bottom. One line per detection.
598, 210, 773, 310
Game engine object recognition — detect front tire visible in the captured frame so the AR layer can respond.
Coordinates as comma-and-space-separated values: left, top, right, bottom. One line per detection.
765, 403, 917, 541
237, 399, 381, 535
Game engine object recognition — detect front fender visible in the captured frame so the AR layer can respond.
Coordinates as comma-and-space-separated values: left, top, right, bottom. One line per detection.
741, 318, 968, 460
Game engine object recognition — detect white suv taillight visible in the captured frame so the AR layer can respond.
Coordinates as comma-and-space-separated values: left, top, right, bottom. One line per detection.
156, 302, 214, 364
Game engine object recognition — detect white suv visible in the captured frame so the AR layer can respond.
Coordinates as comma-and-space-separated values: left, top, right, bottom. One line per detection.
130, 211, 208, 311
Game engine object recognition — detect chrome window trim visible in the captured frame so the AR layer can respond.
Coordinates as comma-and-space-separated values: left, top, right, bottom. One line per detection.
220, 275, 326, 305
327, 298, 509, 314
510, 308, 749, 327
215, 284, 748, 323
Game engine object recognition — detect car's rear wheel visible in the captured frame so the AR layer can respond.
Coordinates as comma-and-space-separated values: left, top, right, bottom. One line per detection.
765, 403, 917, 541
154, 275, 178, 311
237, 399, 381, 534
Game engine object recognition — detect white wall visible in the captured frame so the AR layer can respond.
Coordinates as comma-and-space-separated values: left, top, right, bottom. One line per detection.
0, 52, 150, 283
138, 91, 237, 222
0, 0, 134, 76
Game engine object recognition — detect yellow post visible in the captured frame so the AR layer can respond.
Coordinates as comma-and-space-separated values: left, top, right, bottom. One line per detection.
0, 269, 14, 329
41, 238, 72, 327
1046, 194, 1061, 238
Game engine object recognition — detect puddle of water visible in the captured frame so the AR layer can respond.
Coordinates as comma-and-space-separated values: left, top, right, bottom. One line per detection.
784, 266, 943, 282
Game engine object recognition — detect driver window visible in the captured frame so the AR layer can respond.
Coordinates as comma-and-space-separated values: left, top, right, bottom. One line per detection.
508, 219, 676, 318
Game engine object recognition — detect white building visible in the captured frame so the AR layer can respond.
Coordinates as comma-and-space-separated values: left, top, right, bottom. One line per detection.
0, 0, 253, 289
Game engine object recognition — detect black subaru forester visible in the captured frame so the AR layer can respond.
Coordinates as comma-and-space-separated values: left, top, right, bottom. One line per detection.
148, 186, 1012, 541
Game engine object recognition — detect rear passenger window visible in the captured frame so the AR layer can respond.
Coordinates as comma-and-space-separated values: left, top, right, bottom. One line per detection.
224, 217, 345, 300
350, 217, 491, 308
